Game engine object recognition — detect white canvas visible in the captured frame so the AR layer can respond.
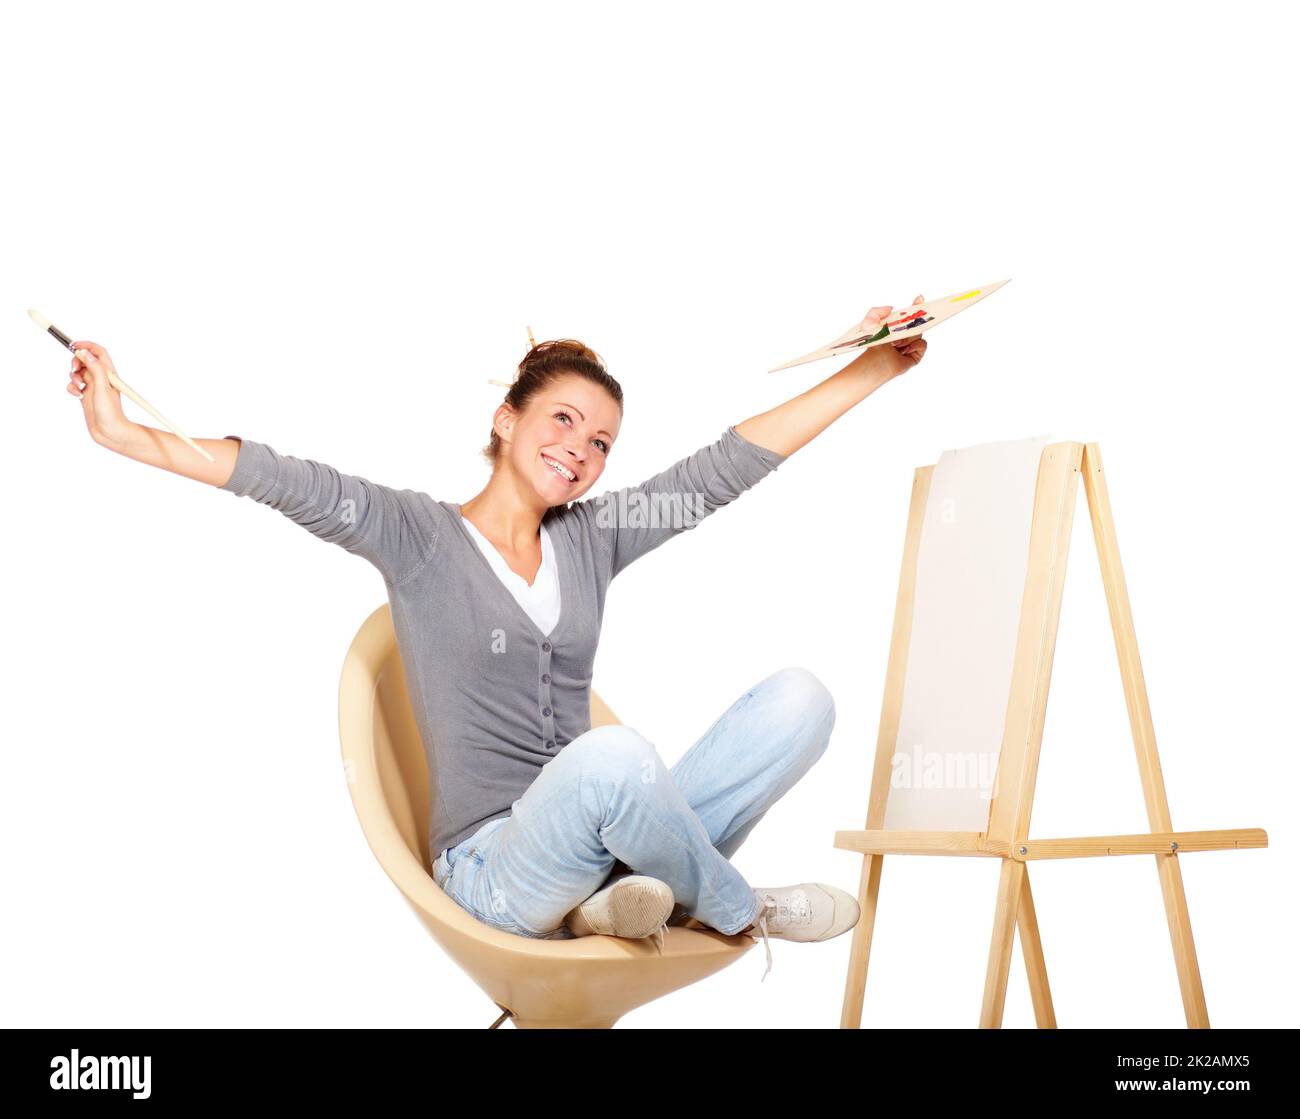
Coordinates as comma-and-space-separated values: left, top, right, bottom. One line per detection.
883, 435, 1050, 832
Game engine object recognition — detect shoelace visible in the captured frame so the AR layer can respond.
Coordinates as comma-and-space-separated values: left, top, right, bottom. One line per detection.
650, 923, 667, 955
754, 895, 777, 981
752, 891, 823, 981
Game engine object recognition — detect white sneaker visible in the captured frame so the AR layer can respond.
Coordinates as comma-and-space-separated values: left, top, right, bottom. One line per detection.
564, 872, 675, 942
742, 883, 862, 981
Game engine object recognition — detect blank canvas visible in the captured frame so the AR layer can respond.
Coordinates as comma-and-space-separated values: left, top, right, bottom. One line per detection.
883, 435, 1049, 831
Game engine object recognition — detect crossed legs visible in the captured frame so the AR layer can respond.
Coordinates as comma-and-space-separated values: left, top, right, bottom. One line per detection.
435, 666, 836, 939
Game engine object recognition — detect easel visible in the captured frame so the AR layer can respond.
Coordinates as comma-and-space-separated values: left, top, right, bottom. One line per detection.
836, 442, 1267, 1028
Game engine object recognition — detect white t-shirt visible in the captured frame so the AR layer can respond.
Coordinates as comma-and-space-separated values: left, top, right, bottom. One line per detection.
460, 518, 562, 636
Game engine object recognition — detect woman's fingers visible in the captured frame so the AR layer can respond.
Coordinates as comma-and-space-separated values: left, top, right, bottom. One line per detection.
866, 296, 926, 325
75, 347, 110, 378
72, 341, 116, 377
74, 350, 113, 393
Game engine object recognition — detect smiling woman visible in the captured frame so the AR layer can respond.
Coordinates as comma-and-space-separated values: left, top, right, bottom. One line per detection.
67, 305, 925, 971
459, 338, 626, 582
479, 339, 623, 469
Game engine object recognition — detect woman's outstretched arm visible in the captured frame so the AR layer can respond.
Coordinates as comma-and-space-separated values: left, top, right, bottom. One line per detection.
571, 423, 787, 580
734, 297, 929, 459
567, 297, 928, 578
67, 341, 240, 485
66, 340, 438, 583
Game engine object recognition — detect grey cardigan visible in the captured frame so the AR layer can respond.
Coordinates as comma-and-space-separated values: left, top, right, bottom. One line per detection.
219, 424, 788, 859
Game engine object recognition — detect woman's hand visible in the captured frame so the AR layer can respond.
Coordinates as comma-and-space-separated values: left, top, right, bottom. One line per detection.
734, 295, 931, 457
66, 340, 133, 446
851, 294, 929, 381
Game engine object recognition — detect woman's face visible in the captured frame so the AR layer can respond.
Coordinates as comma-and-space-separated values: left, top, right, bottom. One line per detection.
499, 373, 622, 505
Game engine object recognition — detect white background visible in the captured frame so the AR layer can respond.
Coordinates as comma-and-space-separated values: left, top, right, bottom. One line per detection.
3, 1, 1295, 1029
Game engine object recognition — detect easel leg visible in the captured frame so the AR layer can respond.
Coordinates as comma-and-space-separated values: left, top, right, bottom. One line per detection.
840, 853, 883, 1028
981, 444, 1080, 1026
980, 858, 1026, 1028
1156, 852, 1210, 1027
1082, 444, 1210, 1028
1017, 865, 1056, 1027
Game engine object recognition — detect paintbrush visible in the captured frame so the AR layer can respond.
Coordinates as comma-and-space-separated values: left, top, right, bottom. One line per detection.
30, 309, 215, 463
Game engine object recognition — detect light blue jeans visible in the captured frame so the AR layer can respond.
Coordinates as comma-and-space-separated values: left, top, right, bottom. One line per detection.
431, 666, 836, 939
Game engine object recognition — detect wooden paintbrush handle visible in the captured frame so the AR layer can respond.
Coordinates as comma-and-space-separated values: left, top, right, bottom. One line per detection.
106, 369, 216, 463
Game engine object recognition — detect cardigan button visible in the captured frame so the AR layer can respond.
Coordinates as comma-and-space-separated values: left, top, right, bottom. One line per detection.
545, 739, 555, 749
541, 641, 551, 652
542, 706, 552, 717
541, 673, 551, 684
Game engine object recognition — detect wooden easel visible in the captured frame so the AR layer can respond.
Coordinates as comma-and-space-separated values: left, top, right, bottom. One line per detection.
836, 442, 1267, 1028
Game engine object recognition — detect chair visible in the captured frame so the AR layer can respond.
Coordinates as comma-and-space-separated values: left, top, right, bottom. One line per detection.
338, 603, 755, 1028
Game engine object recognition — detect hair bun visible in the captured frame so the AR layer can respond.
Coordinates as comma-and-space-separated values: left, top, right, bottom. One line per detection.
522, 338, 605, 370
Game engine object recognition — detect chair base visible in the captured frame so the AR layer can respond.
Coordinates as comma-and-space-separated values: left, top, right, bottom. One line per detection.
509, 1015, 619, 1029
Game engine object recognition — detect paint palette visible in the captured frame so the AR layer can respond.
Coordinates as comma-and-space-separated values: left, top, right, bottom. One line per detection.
768, 278, 1010, 372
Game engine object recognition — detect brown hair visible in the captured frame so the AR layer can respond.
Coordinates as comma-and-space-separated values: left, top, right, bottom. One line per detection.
482, 339, 624, 466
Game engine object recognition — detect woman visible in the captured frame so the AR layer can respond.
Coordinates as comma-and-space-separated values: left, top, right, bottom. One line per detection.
65, 299, 928, 981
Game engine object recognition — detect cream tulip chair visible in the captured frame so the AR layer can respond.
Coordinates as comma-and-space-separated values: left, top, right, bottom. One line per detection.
338, 604, 755, 1028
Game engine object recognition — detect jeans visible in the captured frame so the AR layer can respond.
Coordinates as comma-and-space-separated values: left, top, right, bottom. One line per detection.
431, 665, 836, 939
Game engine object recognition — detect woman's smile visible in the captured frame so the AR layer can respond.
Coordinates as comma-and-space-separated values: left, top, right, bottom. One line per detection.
541, 451, 578, 485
